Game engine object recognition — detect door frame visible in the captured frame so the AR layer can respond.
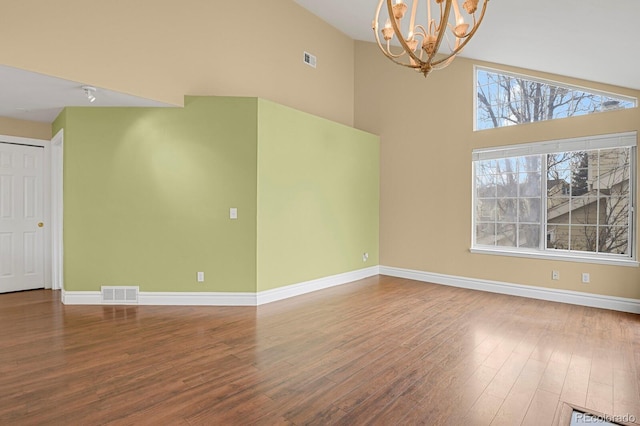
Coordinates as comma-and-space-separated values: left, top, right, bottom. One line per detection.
51, 129, 63, 291
0, 133, 55, 290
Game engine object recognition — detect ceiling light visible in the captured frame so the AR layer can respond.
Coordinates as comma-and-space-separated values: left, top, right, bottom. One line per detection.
82, 85, 96, 103
373, 0, 489, 77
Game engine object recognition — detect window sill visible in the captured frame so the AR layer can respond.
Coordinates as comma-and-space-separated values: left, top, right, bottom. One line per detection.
470, 247, 639, 267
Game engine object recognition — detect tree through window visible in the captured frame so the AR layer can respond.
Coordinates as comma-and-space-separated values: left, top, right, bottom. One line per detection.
475, 67, 637, 130
472, 133, 637, 264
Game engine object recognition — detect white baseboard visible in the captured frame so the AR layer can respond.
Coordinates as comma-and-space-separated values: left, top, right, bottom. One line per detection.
257, 266, 380, 305
60, 266, 380, 306
379, 266, 640, 314
61, 289, 102, 305
139, 292, 257, 306
58, 266, 639, 313
62, 290, 256, 306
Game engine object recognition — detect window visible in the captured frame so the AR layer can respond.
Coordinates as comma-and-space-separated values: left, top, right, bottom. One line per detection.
475, 67, 637, 131
472, 133, 637, 265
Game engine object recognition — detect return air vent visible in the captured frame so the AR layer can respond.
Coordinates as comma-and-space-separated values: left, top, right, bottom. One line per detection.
101, 286, 139, 304
303, 51, 316, 68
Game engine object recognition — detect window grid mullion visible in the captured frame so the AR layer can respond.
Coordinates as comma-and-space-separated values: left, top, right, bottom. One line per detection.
541, 154, 548, 251
596, 150, 601, 253
472, 139, 634, 261
516, 160, 520, 248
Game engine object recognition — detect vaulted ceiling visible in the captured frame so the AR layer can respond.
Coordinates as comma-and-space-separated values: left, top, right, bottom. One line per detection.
2, 1, 638, 124
295, 0, 640, 91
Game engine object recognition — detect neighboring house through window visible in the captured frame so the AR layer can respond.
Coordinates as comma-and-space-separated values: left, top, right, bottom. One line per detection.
472, 133, 637, 265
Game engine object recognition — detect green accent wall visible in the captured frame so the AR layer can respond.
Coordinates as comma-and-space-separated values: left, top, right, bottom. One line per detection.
52, 108, 66, 139
257, 99, 379, 291
55, 96, 379, 294
60, 97, 258, 292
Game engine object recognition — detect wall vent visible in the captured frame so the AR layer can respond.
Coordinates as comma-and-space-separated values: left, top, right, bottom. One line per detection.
303, 51, 317, 68
101, 286, 139, 304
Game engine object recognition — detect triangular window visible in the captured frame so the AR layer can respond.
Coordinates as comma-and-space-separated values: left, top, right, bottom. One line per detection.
475, 67, 637, 131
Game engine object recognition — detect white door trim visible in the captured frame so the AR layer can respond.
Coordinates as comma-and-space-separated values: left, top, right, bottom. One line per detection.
0, 134, 52, 289
51, 130, 63, 291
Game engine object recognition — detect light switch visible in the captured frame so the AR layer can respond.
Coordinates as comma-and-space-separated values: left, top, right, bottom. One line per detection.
230, 208, 238, 219
197, 272, 205, 282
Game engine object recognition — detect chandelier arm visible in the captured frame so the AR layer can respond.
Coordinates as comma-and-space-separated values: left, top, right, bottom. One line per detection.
381, 45, 423, 65
454, 0, 485, 39
431, 0, 489, 67
424, 0, 453, 63
376, 34, 421, 65
386, 0, 422, 66
375, 39, 422, 67
408, 0, 419, 36
443, 31, 461, 58
466, 13, 478, 37
372, 0, 390, 59
414, 25, 428, 38
386, 44, 418, 60
378, 45, 422, 69
373, 1, 415, 69
429, 47, 461, 70
435, 1, 445, 33
431, 53, 457, 71
373, 0, 417, 66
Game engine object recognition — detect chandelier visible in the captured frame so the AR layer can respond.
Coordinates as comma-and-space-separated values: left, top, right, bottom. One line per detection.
373, 0, 489, 77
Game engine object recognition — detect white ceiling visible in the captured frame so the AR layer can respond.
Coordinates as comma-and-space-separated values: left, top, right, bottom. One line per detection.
295, 0, 640, 91
2, 1, 638, 125
0, 65, 173, 123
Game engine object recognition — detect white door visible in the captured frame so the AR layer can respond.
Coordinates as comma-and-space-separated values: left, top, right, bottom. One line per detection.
0, 143, 45, 293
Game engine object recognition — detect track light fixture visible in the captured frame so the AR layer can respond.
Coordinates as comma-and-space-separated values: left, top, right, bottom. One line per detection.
82, 85, 97, 103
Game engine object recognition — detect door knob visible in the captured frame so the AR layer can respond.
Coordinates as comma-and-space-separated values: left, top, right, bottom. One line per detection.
38, 222, 44, 228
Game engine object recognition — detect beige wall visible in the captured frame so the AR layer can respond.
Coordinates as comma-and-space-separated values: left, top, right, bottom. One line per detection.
0, 0, 354, 126
355, 41, 640, 300
0, 117, 51, 140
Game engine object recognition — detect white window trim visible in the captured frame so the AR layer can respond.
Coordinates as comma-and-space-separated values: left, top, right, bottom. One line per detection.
471, 132, 637, 266
470, 247, 638, 268
473, 65, 638, 132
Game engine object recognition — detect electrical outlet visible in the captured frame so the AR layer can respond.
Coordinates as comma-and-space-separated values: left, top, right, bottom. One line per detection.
552, 270, 560, 280
362, 252, 369, 262
197, 272, 205, 282
581, 273, 590, 283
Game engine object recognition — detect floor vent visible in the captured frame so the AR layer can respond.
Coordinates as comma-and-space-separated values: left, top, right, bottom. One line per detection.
101, 286, 139, 304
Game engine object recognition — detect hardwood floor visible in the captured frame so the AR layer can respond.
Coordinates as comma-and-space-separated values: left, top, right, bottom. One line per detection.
1, 275, 639, 425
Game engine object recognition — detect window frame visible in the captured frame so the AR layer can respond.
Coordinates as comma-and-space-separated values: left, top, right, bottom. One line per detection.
471, 132, 638, 267
473, 66, 638, 132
